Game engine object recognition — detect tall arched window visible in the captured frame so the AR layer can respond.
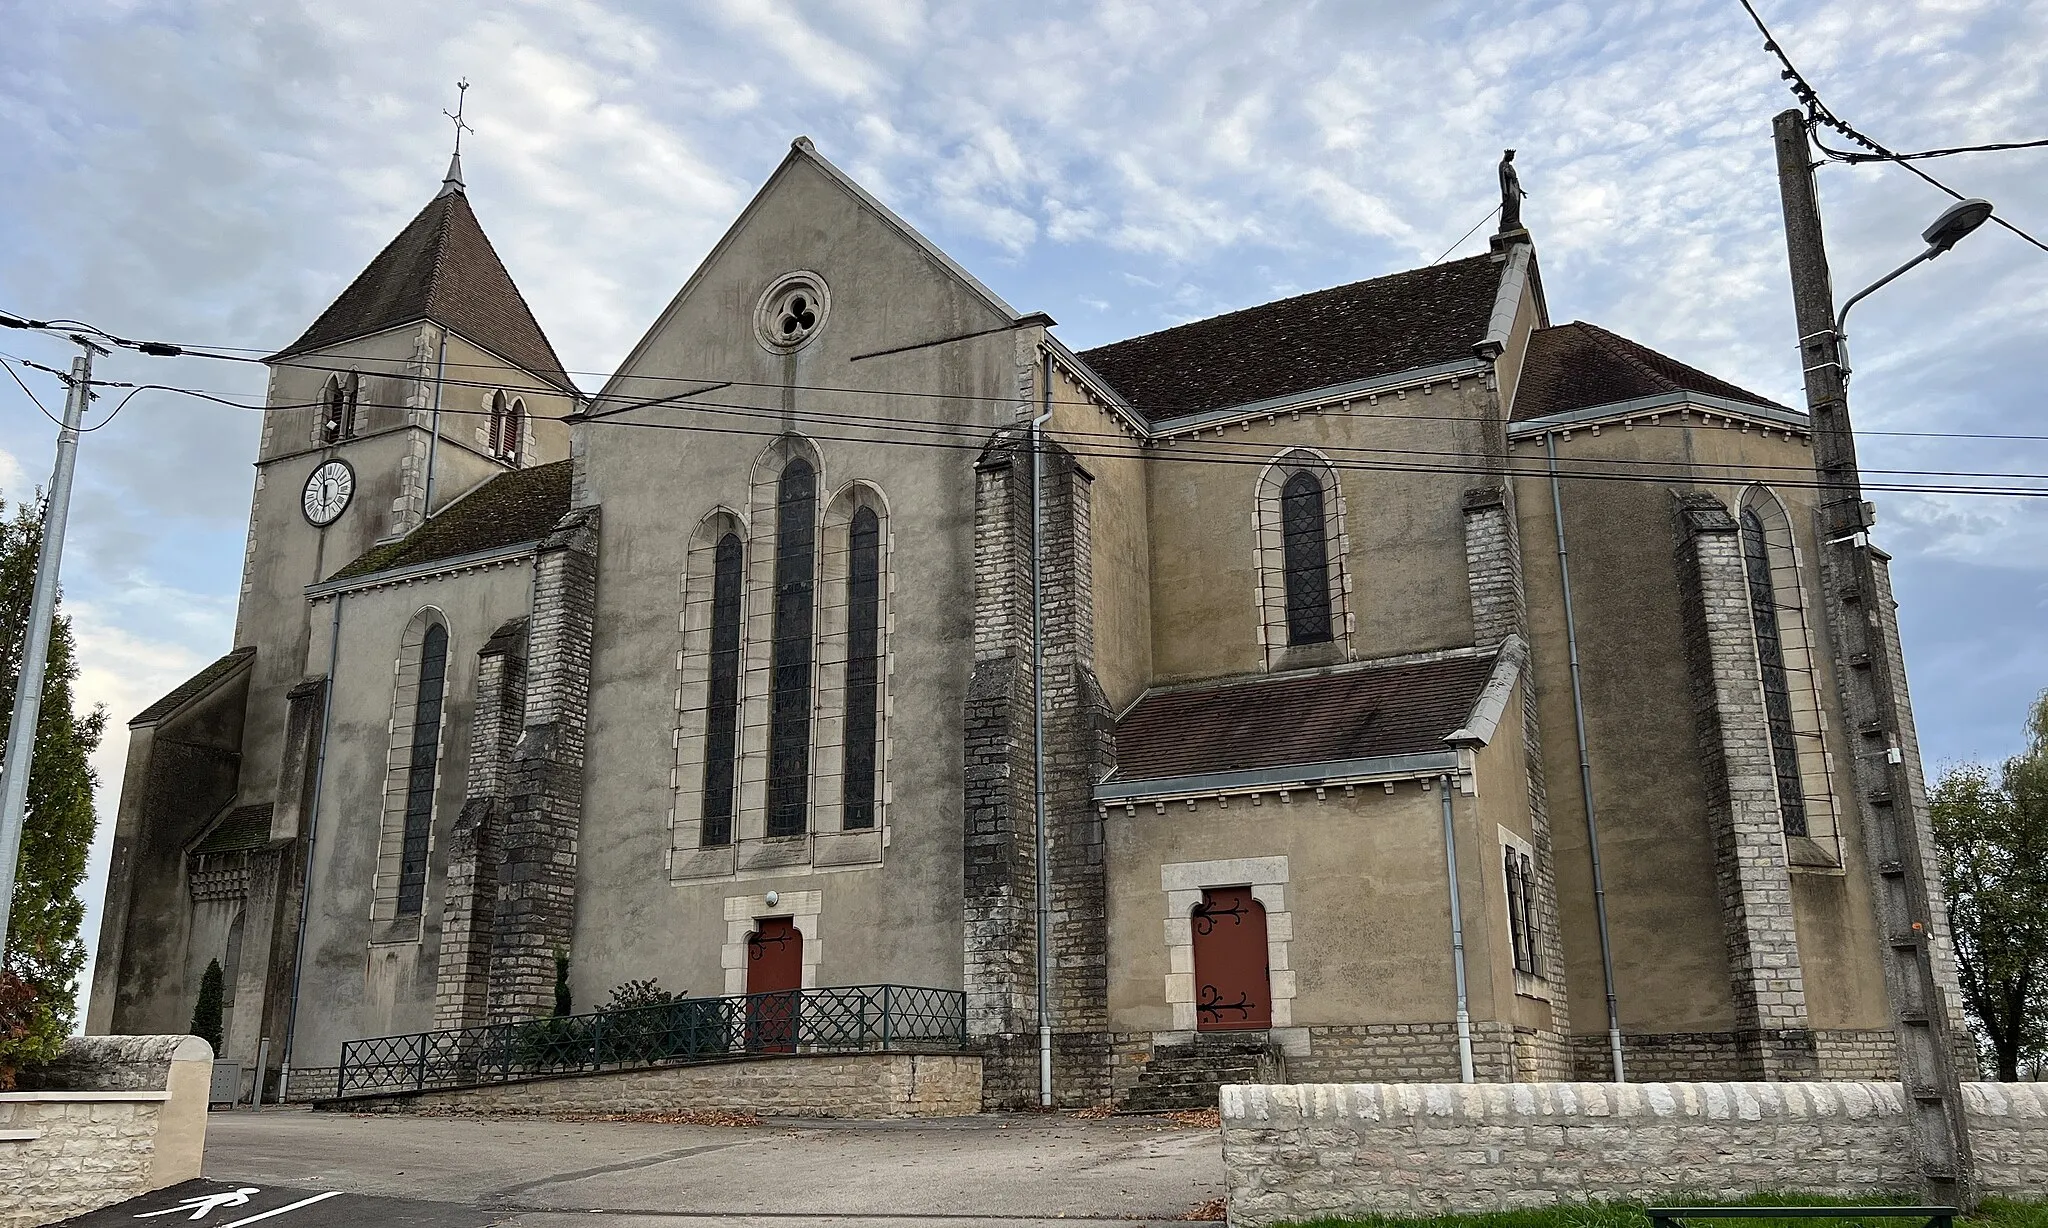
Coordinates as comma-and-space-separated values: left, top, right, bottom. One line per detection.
1741, 505, 1808, 837
842, 506, 882, 830
397, 622, 449, 915
766, 458, 817, 837
488, 392, 524, 466
701, 533, 744, 847
1281, 471, 1333, 645
1256, 451, 1350, 668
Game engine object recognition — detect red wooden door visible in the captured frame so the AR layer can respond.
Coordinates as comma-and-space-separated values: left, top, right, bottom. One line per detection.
1191, 887, 1272, 1031
746, 918, 803, 1051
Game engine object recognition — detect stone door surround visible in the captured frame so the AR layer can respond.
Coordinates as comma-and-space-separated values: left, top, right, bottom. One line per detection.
723, 890, 822, 995
1162, 857, 1294, 1032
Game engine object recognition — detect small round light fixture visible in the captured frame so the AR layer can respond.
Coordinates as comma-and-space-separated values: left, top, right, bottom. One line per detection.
1922, 198, 1993, 255
755, 272, 830, 354
764, 890, 780, 908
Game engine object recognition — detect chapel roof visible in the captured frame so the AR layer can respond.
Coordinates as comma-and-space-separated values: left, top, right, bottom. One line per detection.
191, 804, 275, 856
1103, 651, 1499, 789
268, 186, 578, 396
1511, 320, 1785, 422
1077, 255, 1503, 422
330, 458, 572, 582
129, 646, 256, 728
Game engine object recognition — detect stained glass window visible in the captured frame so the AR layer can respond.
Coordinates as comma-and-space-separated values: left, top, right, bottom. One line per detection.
1281, 471, 1333, 645
396, 623, 447, 916
766, 459, 817, 837
701, 533, 743, 847
842, 506, 881, 830
1742, 508, 1809, 837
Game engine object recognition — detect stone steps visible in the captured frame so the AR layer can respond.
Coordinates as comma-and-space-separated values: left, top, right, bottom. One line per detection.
1122, 1041, 1281, 1112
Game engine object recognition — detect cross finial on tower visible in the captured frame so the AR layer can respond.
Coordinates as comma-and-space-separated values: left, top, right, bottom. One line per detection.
438, 79, 473, 198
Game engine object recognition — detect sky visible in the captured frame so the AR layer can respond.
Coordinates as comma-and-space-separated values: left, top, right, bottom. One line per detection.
1, 0, 2044, 1023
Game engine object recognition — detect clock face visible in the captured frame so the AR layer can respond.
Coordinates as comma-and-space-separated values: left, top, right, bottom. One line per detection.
302, 460, 355, 527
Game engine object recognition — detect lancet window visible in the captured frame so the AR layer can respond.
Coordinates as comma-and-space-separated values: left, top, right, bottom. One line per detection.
1735, 485, 1841, 858
841, 506, 882, 830
374, 612, 451, 921
1741, 506, 1809, 837
1255, 450, 1351, 667
766, 458, 818, 837
700, 533, 744, 847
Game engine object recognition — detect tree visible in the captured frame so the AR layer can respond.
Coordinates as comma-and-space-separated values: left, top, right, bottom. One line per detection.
190, 958, 224, 1054
0, 491, 106, 1088
1931, 691, 2048, 1081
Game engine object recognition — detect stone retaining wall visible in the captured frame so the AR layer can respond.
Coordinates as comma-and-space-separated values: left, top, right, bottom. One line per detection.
1221, 1081, 2048, 1225
1, 1036, 212, 1228
329, 1052, 982, 1118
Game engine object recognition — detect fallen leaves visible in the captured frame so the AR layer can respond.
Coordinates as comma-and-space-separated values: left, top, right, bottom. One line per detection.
1182, 1196, 1227, 1221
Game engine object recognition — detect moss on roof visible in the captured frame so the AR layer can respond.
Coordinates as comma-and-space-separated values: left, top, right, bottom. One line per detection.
330, 459, 572, 582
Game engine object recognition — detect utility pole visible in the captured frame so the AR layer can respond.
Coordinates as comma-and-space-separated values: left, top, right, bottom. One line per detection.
1773, 109, 1974, 1203
0, 334, 106, 951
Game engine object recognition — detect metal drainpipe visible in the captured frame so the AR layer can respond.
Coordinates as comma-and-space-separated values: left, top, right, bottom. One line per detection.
1546, 431, 1626, 1081
422, 325, 449, 520
1440, 772, 1476, 1083
1032, 349, 1055, 1109
277, 590, 342, 1105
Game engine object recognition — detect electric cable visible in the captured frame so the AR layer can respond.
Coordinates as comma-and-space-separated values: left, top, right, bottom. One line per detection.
1736, 0, 2048, 255
92, 376, 2048, 489
103, 378, 2048, 499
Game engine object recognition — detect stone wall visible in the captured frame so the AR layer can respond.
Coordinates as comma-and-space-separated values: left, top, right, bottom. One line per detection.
330, 1052, 982, 1119
1221, 1080, 2048, 1225
1, 1036, 211, 1228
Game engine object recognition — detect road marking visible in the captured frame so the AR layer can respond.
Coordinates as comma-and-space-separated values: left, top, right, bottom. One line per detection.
211, 1192, 344, 1228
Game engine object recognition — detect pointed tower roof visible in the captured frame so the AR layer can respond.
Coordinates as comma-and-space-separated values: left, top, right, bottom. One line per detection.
268, 185, 577, 395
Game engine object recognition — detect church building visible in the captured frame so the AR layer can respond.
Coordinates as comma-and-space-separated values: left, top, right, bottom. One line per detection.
88, 136, 1972, 1107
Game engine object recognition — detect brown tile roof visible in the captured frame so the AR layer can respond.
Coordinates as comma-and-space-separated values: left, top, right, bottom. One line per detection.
1077, 255, 1502, 422
1106, 652, 1497, 786
191, 804, 274, 855
268, 189, 578, 396
330, 459, 572, 581
1511, 320, 1784, 422
129, 646, 255, 727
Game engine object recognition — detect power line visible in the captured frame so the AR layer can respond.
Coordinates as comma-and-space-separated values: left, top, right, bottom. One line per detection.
1735, 0, 2048, 255
75, 370, 2048, 490
14, 311, 2048, 448
102, 377, 2048, 500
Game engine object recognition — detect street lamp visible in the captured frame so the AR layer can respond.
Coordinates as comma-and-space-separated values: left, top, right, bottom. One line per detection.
1836, 198, 1994, 358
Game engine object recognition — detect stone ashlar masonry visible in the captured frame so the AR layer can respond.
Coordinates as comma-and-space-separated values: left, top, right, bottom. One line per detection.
488, 508, 599, 1023
962, 407, 1117, 1110
434, 617, 527, 1030
330, 1053, 983, 1119
1, 1036, 210, 1228
1673, 492, 1816, 1079
1564, 1027, 1900, 1084
1462, 484, 1571, 1077
1221, 1080, 2048, 1225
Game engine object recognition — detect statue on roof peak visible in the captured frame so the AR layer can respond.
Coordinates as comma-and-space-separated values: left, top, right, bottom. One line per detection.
1498, 149, 1527, 233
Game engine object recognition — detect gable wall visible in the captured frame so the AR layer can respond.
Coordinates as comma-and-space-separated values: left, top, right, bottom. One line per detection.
570, 152, 1022, 1010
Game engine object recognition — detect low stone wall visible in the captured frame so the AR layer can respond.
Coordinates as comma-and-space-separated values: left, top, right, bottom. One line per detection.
1221, 1081, 2048, 1225
1, 1035, 212, 1228
329, 1052, 982, 1118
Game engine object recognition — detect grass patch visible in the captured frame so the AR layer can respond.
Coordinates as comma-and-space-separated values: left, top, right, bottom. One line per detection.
1283, 1195, 2048, 1228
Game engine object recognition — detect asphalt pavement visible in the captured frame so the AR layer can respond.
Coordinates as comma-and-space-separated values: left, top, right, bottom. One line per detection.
68, 1107, 1224, 1228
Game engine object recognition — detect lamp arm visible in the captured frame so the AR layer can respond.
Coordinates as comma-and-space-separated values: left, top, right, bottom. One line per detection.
1835, 246, 1937, 336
